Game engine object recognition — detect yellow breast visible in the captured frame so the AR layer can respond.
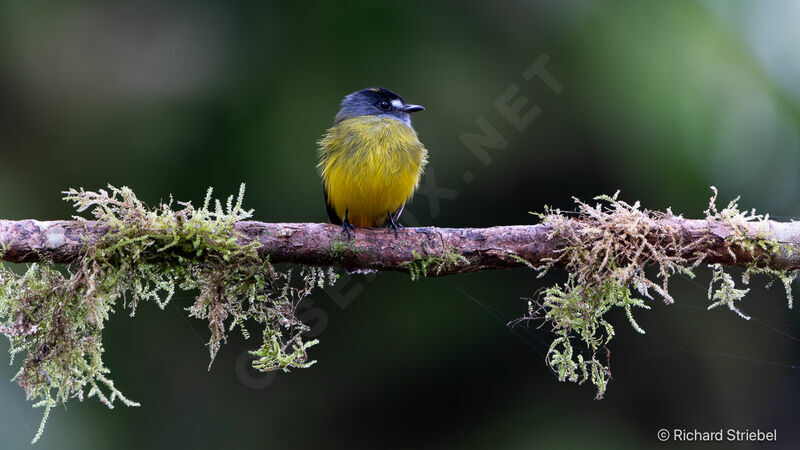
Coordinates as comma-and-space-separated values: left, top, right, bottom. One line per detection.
318, 116, 428, 227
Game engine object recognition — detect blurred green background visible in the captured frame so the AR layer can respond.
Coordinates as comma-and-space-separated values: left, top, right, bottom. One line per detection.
1, 0, 799, 448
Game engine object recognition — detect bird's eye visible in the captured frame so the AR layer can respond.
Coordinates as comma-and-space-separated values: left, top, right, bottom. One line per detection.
378, 100, 391, 111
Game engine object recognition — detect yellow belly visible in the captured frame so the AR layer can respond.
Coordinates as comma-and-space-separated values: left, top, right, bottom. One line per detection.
318, 116, 428, 227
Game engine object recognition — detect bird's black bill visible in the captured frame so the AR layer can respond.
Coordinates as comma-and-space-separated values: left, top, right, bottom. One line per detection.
402, 104, 425, 113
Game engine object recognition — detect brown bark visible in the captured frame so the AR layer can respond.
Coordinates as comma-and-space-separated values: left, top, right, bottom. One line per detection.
1, 219, 799, 275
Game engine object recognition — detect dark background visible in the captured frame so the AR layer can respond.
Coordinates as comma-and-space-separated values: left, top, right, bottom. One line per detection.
1, 1, 799, 448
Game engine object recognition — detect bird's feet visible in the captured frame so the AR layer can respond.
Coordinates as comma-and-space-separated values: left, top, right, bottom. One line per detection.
386, 212, 402, 238
341, 211, 356, 239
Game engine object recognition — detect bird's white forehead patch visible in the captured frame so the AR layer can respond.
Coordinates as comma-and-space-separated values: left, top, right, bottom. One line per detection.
391, 99, 403, 109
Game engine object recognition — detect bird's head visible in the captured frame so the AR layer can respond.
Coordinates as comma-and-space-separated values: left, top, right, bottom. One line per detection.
334, 87, 424, 126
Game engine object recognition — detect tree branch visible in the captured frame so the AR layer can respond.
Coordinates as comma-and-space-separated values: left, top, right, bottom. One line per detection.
4, 186, 796, 439
2, 218, 799, 275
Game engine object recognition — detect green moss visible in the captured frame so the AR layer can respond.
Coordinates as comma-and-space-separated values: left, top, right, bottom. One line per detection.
0, 185, 337, 442
509, 253, 536, 269
534, 275, 650, 399
328, 238, 361, 259
707, 264, 751, 319
515, 189, 797, 400
705, 187, 798, 309
405, 248, 469, 281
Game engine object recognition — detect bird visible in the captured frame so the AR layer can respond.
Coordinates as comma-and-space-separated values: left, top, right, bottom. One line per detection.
317, 87, 428, 237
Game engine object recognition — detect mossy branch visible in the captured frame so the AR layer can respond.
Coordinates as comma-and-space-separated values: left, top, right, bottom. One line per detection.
0, 185, 338, 443
3, 216, 800, 275
1, 185, 798, 442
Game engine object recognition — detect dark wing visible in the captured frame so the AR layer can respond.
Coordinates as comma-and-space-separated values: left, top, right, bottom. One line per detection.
323, 186, 342, 225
